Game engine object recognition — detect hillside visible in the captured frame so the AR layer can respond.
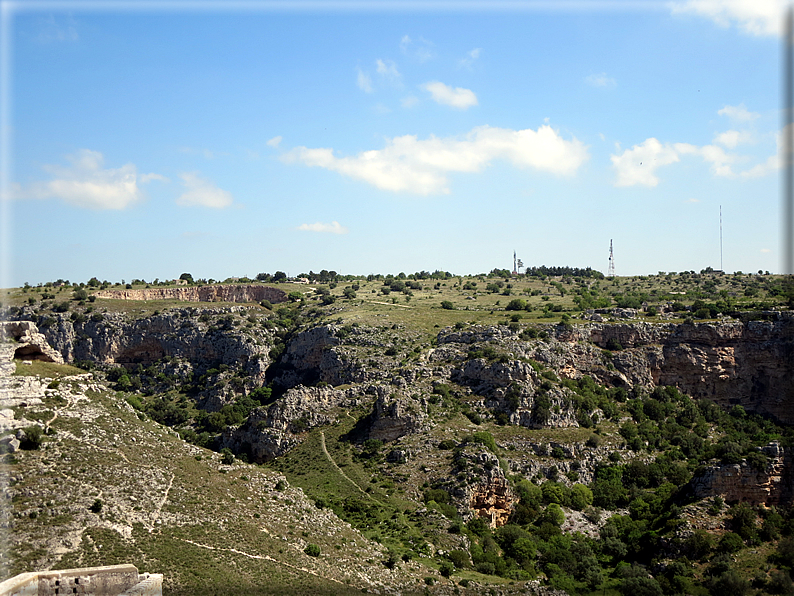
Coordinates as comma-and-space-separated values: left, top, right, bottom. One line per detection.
2, 270, 794, 596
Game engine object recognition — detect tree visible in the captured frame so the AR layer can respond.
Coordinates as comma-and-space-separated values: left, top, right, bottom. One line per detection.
440, 301, 455, 310
272, 271, 287, 282
179, 273, 194, 283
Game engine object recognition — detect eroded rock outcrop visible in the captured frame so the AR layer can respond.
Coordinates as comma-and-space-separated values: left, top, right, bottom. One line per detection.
1, 321, 64, 366
688, 442, 794, 506
222, 385, 349, 462
440, 317, 794, 423
94, 284, 287, 304
21, 307, 272, 379
367, 393, 427, 442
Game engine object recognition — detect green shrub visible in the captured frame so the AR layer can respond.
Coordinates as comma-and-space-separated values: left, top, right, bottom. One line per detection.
221, 448, 235, 465
441, 300, 455, 310
304, 543, 321, 557
20, 425, 44, 450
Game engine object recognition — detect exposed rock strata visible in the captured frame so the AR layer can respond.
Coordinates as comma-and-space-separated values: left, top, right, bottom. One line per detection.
23, 307, 273, 380
440, 316, 794, 423
688, 442, 794, 506
94, 284, 287, 304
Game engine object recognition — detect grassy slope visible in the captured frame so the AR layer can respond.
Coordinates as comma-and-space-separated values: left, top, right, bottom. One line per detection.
4, 368, 435, 595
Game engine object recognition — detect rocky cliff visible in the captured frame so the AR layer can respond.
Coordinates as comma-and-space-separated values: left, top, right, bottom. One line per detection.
688, 441, 794, 506
439, 316, 794, 423
94, 284, 287, 304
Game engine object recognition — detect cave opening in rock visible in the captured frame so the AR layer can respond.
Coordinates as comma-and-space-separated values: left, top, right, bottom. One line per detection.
13, 345, 55, 362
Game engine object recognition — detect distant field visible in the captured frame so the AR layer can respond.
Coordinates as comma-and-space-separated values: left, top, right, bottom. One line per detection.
2, 272, 790, 341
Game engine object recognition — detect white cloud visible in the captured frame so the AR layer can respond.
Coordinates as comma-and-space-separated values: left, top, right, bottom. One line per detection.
356, 67, 373, 93
458, 48, 482, 69
718, 103, 760, 122
611, 137, 744, 186
297, 221, 349, 234
140, 173, 170, 183
375, 59, 402, 87
611, 138, 682, 187
761, 248, 772, 253
267, 136, 283, 148
421, 81, 478, 110
282, 124, 589, 195
585, 72, 616, 87
713, 129, 754, 148
18, 149, 158, 210
670, 0, 783, 37
401, 96, 419, 108
399, 35, 434, 62
176, 172, 233, 208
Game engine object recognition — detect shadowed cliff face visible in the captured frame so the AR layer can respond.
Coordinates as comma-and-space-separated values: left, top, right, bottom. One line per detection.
585, 319, 794, 424
441, 317, 794, 424
689, 442, 794, 507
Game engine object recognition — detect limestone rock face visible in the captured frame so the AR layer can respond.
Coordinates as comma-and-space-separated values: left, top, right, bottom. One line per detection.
21, 307, 272, 379
452, 358, 537, 394
269, 326, 344, 388
1, 321, 64, 366
367, 393, 427, 442
94, 284, 287, 304
688, 442, 794, 506
470, 475, 516, 528
449, 447, 516, 528
222, 385, 348, 462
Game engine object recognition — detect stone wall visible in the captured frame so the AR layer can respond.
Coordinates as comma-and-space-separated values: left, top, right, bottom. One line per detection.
94, 284, 287, 304
0, 564, 162, 596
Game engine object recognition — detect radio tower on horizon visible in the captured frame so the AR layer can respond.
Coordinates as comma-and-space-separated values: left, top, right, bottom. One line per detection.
607, 240, 616, 277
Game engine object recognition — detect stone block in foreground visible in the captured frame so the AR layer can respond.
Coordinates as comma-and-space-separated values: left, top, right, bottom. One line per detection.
0, 564, 162, 596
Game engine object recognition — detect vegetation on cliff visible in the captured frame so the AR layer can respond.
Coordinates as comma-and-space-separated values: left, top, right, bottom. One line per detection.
2, 268, 793, 595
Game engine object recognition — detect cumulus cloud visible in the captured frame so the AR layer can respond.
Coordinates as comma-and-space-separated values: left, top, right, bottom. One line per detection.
611, 138, 683, 187
585, 72, 616, 87
611, 138, 742, 186
670, 0, 783, 37
458, 48, 481, 69
401, 95, 419, 108
282, 124, 589, 195
267, 136, 283, 148
356, 67, 373, 93
422, 81, 478, 110
176, 172, 233, 208
297, 221, 349, 234
718, 103, 760, 122
16, 149, 160, 210
713, 129, 754, 148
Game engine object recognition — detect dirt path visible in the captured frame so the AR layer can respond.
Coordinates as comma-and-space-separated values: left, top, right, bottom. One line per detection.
368, 301, 413, 309
149, 472, 175, 532
319, 431, 371, 498
179, 538, 350, 586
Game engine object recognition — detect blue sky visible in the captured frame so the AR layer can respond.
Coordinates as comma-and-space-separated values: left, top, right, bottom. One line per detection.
1, 0, 787, 286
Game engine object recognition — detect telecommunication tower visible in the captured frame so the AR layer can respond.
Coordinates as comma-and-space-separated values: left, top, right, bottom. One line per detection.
607, 240, 615, 277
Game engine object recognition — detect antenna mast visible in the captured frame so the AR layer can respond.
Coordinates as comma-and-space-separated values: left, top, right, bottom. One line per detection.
720, 205, 723, 272
607, 240, 615, 277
